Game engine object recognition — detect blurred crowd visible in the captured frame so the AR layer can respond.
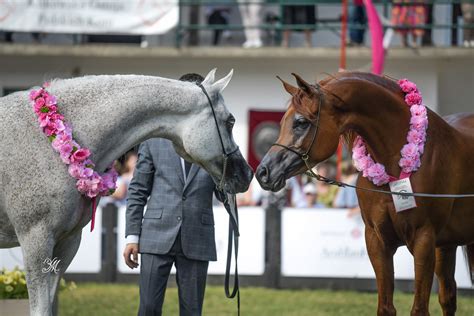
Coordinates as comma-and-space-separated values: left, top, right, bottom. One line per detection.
236, 161, 361, 216
102, 149, 361, 214
2, 2, 473, 48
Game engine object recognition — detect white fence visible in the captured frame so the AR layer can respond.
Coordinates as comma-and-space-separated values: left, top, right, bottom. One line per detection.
281, 208, 472, 289
1, 206, 472, 289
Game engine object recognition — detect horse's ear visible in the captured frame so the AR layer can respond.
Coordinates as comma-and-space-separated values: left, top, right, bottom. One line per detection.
292, 73, 315, 96
212, 69, 233, 93
277, 75, 298, 96
202, 68, 217, 86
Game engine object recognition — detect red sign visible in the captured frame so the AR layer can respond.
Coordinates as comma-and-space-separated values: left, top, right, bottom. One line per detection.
248, 110, 285, 171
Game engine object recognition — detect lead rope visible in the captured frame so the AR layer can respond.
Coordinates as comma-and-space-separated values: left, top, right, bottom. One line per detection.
223, 193, 240, 316
302, 157, 474, 198
196, 83, 241, 315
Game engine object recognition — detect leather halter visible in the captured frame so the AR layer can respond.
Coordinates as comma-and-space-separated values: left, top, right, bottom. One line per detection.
197, 83, 239, 191
271, 84, 324, 167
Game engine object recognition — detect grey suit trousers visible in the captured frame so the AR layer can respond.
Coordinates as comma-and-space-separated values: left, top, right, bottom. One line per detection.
138, 231, 209, 316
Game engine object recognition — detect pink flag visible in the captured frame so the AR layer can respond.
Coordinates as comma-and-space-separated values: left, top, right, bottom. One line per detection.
364, 0, 384, 74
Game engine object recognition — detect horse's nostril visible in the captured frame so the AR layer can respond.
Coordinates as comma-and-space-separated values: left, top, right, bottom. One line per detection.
256, 165, 269, 183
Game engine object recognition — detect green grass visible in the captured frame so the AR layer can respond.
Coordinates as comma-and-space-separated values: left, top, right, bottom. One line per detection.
59, 283, 474, 316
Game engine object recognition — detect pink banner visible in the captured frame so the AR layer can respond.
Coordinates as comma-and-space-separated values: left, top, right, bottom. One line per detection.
364, 0, 384, 74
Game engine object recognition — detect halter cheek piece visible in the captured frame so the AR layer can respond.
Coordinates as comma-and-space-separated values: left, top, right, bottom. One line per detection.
271, 84, 324, 178
197, 83, 240, 191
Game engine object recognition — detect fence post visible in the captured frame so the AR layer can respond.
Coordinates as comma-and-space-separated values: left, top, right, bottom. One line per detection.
189, 0, 200, 46
101, 203, 118, 282
263, 189, 287, 288
451, 3, 462, 46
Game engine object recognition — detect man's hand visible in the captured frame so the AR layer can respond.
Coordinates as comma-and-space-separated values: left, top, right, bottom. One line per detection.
123, 243, 139, 269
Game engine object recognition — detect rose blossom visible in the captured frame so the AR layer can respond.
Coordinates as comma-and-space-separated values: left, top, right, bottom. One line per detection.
405, 92, 422, 106
399, 157, 419, 174
52, 132, 72, 151
45, 95, 57, 106
352, 145, 366, 160
401, 143, 419, 159
68, 163, 94, 179
410, 115, 428, 129
407, 129, 426, 145
29, 88, 43, 100
367, 163, 390, 186
354, 155, 373, 172
71, 148, 91, 163
410, 104, 427, 117
59, 143, 73, 164
398, 79, 417, 93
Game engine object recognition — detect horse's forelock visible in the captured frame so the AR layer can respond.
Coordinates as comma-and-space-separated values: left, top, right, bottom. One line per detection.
291, 89, 321, 123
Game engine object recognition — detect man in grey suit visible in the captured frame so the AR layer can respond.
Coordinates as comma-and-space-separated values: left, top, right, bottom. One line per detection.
123, 73, 221, 316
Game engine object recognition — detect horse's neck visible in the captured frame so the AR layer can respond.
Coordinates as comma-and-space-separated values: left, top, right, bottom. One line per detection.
50, 75, 197, 171
343, 82, 412, 176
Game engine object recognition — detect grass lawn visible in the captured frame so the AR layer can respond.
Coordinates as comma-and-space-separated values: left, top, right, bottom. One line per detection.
59, 283, 474, 316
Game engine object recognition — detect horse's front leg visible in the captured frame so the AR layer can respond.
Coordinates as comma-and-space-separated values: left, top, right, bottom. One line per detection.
435, 246, 457, 316
409, 226, 436, 316
17, 225, 56, 316
366, 226, 397, 316
50, 231, 82, 315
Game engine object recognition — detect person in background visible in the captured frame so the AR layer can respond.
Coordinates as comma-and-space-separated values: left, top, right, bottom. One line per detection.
288, 174, 307, 208
99, 151, 138, 208
348, 0, 367, 46
461, 2, 474, 47
206, 5, 232, 46
315, 163, 338, 207
236, 178, 268, 207
303, 182, 325, 208
111, 151, 138, 205
281, 4, 316, 48
333, 162, 360, 217
391, 0, 427, 47
237, 0, 263, 48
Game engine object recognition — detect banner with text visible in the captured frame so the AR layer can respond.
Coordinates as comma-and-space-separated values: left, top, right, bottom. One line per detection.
0, 0, 178, 35
281, 208, 472, 289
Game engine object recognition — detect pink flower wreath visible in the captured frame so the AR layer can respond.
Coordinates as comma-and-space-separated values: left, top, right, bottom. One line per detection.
29, 85, 118, 199
352, 79, 428, 186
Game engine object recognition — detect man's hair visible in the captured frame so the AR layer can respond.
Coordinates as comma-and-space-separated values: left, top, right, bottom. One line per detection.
179, 73, 204, 84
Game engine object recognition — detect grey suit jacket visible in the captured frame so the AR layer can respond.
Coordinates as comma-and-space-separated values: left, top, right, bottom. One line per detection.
125, 138, 217, 261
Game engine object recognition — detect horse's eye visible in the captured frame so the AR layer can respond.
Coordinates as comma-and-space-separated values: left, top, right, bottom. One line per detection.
293, 118, 310, 130
226, 116, 235, 129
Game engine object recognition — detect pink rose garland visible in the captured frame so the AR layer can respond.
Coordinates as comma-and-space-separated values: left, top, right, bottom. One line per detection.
352, 79, 428, 186
29, 85, 118, 198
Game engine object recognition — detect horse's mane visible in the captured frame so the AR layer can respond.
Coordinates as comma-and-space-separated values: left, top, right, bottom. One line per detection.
292, 71, 403, 151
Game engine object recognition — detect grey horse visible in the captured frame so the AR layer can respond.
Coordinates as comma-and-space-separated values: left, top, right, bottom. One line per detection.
0, 69, 253, 315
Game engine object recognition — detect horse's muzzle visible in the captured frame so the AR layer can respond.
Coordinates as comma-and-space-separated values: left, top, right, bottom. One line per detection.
256, 153, 287, 192
224, 150, 253, 194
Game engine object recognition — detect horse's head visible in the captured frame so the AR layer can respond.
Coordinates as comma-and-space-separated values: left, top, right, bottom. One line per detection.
173, 69, 253, 194
256, 73, 341, 192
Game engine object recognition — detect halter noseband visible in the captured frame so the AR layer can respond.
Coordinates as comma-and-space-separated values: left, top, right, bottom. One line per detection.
272, 84, 323, 167
197, 83, 239, 191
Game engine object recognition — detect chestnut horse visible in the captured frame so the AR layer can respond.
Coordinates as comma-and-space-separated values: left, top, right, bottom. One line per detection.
256, 72, 474, 316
